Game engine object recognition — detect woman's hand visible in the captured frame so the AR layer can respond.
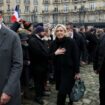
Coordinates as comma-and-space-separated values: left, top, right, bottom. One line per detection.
54, 48, 66, 55
74, 73, 81, 80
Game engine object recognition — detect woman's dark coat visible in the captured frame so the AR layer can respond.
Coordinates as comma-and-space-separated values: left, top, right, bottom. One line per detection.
50, 37, 80, 94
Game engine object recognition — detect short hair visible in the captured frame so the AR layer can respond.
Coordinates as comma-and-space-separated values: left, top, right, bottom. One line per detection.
54, 24, 68, 37
44, 27, 49, 32
80, 27, 85, 32
66, 22, 74, 29
66, 22, 73, 26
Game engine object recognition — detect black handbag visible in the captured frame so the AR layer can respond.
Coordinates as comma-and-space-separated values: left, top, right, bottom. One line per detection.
70, 79, 86, 102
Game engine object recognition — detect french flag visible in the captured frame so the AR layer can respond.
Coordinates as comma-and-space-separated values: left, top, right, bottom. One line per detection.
11, 5, 19, 23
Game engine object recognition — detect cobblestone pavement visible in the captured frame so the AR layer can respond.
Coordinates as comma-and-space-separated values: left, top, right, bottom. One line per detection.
22, 64, 100, 105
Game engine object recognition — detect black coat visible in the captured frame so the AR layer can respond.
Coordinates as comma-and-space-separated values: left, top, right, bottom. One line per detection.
22, 45, 30, 66
73, 30, 85, 60
85, 32, 98, 52
28, 35, 49, 73
50, 37, 79, 94
93, 35, 105, 71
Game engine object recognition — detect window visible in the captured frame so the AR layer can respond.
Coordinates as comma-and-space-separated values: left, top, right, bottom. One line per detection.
64, 4, 69, 12
7, 4, 10, 11
90, 3, 96, 10
44, 5, 48, 12
54, 7, 58, 12
24, 0, 30, 4
63, 16, 68, 23
74, 6, 77, 10
34, 6, 37, 12
16, 0, 20, 3
34, 0, 38, 4
25, 6, 30, 12
6, 0, 10, 3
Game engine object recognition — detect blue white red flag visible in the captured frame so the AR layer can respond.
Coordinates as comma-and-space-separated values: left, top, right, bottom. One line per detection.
11, 5, 19, 23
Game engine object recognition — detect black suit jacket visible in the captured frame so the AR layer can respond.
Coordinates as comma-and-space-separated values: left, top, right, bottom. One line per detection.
28, 34, 48, 72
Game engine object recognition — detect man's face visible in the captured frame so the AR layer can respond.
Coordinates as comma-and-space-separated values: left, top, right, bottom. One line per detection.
39, 31, 45, 38
66, 25, 73, 32
44, 29, 50, 37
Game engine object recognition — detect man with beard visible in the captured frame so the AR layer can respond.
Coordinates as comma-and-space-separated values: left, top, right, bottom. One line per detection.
28, 26, 48, 105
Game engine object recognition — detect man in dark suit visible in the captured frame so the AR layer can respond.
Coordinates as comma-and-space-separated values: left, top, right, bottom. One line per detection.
93, 34, 105, 105
86, 28, 98, 64
66, 22, 86, 65
28, 26, 48, 105
0, 11, 23, 105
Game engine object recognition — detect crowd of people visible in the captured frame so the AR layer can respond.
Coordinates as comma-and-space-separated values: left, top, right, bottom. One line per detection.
0, 15, 105, 105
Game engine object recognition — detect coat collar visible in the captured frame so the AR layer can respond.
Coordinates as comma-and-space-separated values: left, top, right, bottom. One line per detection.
0, 24, 8, 47
32, 34, 48, 54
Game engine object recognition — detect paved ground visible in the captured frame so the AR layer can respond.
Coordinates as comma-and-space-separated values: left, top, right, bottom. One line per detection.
22, 64, 100, 105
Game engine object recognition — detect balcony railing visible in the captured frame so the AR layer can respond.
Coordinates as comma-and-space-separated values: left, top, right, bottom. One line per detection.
60, 10, 69, 13
24, 0, 30, 4
43, 0, 50, 4
53, 0, 61, 4
72, 0, 86, 3
16, 0, 20, 3
62, 0, 70, 3
42, 10, 50, 14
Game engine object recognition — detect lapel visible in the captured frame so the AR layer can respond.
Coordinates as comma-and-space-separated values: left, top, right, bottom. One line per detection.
34, 35, 48, 54
0, 24, 8, 48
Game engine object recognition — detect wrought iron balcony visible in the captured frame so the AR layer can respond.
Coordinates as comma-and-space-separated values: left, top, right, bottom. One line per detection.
60, 10, 69, 13
72, 0, 86, 3
43, 0, 50, 4
62, 0, 70, 3
16, 0, 20, 3
42, 10, 50, 14
53, 0, 61, 4
24, 0, 30, 5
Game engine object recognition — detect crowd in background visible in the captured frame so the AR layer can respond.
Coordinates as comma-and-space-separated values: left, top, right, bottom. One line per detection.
5, 19, 105, 105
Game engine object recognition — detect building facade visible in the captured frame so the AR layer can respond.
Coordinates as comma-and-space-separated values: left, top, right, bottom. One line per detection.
1, 0, 105, 26
41, 0, 105, 26
0, 0, 40, 24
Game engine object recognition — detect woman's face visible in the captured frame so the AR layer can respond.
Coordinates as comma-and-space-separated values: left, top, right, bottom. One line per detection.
55, 27, 65, 39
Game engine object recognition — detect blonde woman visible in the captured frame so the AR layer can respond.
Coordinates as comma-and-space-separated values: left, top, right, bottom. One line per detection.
50, 24, 80, 105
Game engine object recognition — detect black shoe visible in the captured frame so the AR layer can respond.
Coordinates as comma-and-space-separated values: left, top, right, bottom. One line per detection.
34, 97, 44, 105
68, 101, 73, 105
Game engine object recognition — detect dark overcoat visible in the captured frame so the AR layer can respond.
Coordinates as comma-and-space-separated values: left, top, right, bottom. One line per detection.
0, 24, 23, 105
93, 35, 105, 71
28, 35, 49, 76
50, 37, 79, 94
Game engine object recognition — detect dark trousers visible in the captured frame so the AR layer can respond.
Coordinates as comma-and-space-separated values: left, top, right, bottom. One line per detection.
21, 66, 30, 87
33, 70, 47, 98
99, 70, 105, 105
57, 92, 73, 105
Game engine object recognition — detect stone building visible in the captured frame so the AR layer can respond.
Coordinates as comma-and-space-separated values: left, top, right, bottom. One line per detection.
1, 0, 105, 26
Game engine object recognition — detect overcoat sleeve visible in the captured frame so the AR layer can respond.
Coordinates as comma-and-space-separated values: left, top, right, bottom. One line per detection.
71, 39, 80, 73
3, 33, 23, 96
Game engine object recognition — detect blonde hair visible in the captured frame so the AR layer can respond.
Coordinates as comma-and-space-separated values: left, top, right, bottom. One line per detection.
54, 24, 68, 37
